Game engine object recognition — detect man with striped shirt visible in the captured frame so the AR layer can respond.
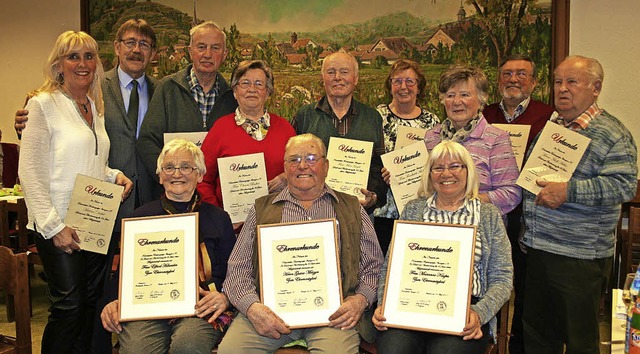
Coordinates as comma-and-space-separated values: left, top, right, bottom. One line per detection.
219, 134, 383, 353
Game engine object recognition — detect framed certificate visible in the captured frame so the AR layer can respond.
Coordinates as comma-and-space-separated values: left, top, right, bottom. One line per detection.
257, 219, 342, 329
381, 220, 476, 334
119, 213, 199, 321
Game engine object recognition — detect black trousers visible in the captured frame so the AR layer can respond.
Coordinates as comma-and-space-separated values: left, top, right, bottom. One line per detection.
35, 232, 108, 354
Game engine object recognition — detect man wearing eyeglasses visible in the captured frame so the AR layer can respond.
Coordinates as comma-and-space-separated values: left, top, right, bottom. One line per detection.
219, 133, 383, 353
482, 55, 554, 354
291, 52, 387, 214
136, 21, 238, 191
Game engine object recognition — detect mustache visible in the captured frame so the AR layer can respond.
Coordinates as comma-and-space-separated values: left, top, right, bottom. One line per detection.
126, 53, 144, 61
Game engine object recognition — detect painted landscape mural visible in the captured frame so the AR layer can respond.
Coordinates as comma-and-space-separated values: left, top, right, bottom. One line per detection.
88, 0, 552, 119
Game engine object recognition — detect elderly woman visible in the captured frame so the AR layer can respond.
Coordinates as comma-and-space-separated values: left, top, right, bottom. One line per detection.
423, 65, 520, 215
100, 139, 236, 352
198, 60, 296, 208
373, 140, 513, 353
18, 31, 133, 353
374, 59, 439, 254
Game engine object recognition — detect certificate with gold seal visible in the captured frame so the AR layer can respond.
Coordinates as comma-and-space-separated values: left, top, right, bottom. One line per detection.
257, 219, 342, 328
381, 221, 476, 334
119, 213, 199, 321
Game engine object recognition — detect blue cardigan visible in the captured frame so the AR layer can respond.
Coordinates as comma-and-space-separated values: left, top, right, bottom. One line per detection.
522, 110, 638, 259
377, 199, 513, 342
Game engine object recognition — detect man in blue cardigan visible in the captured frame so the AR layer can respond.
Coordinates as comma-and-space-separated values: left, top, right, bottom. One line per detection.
522, 55, 638, 354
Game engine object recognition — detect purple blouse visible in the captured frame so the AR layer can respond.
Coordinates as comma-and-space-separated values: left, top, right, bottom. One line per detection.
423, 115, 521, 215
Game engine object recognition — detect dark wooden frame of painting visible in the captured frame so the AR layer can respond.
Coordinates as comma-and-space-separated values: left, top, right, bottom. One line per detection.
80, 0, 570, 101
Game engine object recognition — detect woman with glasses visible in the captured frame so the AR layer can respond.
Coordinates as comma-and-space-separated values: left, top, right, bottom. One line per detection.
374, 59, 439, 254
18, 31, 133, 353
198, 60, 295, 216
423, 65, 521, 216
373, 140, 513, 353
100, 139, 236, 352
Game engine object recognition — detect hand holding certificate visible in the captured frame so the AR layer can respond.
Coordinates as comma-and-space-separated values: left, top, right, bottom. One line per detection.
380, 141, 429, 215
326, 137, 373, 201
64, 174, 123, 254
517, 121, 591, 194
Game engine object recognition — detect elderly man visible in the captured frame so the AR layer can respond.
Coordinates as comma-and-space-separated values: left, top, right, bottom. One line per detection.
219, 133, 383, 353
136, 21, 238, 189
291, 52, 387, 214
522, 55, 637, 353
483, 54, 554, 354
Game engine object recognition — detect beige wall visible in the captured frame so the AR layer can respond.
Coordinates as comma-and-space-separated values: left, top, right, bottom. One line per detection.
1, 0, 638, 161
0, 0, 80, 144
569, 0, 640, 165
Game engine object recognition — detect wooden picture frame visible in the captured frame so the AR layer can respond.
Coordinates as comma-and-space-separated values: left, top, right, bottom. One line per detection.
381, 220, 477, 335
119, 213, 199, 322
257, 218, 342, 329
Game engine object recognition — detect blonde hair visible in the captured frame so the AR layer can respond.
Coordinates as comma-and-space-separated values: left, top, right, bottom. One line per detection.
417, 140, 479, 200
36, 31, 104, 115
156, 139, 206, 176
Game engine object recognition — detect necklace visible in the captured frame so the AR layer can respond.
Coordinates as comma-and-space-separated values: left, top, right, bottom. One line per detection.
60, 88, 90, 114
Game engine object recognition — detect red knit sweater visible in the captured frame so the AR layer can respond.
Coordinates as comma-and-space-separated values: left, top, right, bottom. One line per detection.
197, 112, 296, 206
483, 99, 554, 153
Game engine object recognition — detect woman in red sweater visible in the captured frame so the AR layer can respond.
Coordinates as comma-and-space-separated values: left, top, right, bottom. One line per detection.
198, 60, 295, 210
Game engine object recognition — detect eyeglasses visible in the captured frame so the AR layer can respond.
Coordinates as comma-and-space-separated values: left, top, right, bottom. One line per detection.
430, 163, 466, 174
285, 154, 324, 166
500, 71, 532, 80
193, 44, 224, 54
120, 39, 152, 51
237, 79, 266, 90
390, 77, 418, 87
161, 165, 198, 175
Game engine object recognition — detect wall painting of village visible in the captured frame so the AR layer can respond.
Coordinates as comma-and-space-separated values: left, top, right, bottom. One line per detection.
84, 0, 555, 120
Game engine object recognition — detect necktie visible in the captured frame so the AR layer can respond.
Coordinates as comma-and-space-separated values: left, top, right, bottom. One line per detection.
128, 79, 139, 129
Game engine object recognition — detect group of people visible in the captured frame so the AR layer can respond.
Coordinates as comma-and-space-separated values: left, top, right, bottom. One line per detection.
14, 17, 637, 354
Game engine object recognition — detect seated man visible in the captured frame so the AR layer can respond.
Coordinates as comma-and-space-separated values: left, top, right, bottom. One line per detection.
219, 133, 383, 353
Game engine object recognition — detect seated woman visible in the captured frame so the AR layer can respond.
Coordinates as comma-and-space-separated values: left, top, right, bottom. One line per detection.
373, 140, 513, 354
100, 139, 236, 353
197, 59, 296, 208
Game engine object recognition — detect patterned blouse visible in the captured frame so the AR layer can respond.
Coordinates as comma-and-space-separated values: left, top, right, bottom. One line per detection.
374, 104, 439, 219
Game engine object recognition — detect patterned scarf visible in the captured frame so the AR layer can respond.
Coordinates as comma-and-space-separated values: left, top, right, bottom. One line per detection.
234, 107, 270, 141
440, 115, 481, 143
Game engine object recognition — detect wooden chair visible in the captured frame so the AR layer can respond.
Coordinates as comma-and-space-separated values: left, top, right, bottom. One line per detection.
489, 300, 511, 354
622, 206, 640, 279
0, 246, 32, 354
0, 201, 9, 249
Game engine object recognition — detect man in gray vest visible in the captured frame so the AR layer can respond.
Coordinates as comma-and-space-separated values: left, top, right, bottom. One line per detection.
219, 133, 383, 353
